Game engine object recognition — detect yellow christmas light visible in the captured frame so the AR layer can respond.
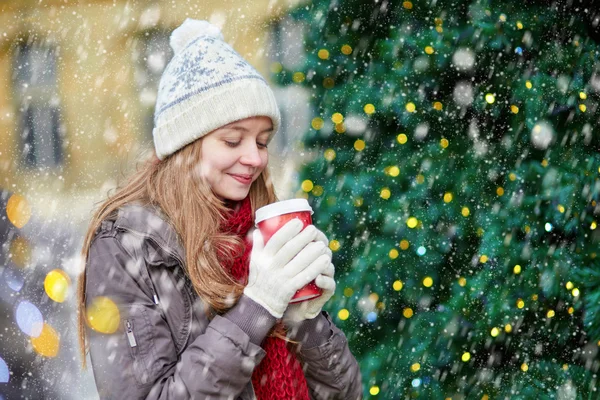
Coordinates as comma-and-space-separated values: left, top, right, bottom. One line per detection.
591, 221, 597, 230
338, 309, 350, 320
521, 363, 528, 372
406, 102, 416, 112
416, 174, 425, 184
566, 281, 574, 290
525, 80, 532, 89
301, 180, 314, 192
509, 173, 517, 181
341, 44, 352, 55
334, 123, 345, 134
568, 307, 574, 314
380, 187, 391, 199
31, 323, 60, 358
462, 352, 471, 362
479, 255, 488, 263
393, 280, 403, 291
370, 386, 380, 396
458, 277, 467, 287
517, 21, 524, 29
353, 197, 363, 207
557, 205, 565, 213
344, 287, 354, 297
425, 46, 434, 54
354, 139, 366, 151
505, 324, 512, 333
411, 363, 421, 372
579, 104, 587, 112
292, 72, 305, 83
323, 77, 335, 89
517, 299, 525, 309
491, 327, 500, 337
44, 269, 71, 303
324, 149, 336, 161
388, 166, 400, 177
331, 112, 344, 124
318, 49, 330, 60
580, 92, 587, 99
403, 1, 413, 9
443, 192, 453, 203
433, 101, 443, 110
440, 138, 449, 148
397, 133, 408, 144
311, 117, 324, 130
329, 240, 341, 251
485, 93, 495, 104
532, 294, 538, 301
7, 194, 32, 229
270, 62, 283, 73
86, 296, 120, 334
407, 217, 418, 228
547, 310, 555, 318
389, 248, 399, 259
514, 264, 522, 274
572, 288, 580, 297
423, 277, 433, 287
403, 308, 414, 318
461, 207, 470, 217
364, 103, 375, 114
496, 187, 504, 196
400, 240, 409, 250
312, 185, 324, 196
511, 105, 519, 113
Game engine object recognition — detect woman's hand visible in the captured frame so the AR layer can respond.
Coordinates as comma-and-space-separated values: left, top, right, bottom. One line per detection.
283, 227, 336, 325
244, 219, 331, 318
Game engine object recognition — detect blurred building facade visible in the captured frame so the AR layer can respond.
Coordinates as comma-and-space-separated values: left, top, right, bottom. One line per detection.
0, 0, 310, 398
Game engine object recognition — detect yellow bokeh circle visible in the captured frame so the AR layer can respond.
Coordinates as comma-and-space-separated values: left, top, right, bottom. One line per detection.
393, 280, 403, 291
423, 277, 433, 287
403, 308, 414, 318
462, 352, 471, 362
406, 217, 418, 229
364, 103, 375, 114
86, 296, 120, 334
31, 323, 60, 358
329, 240, 341, 251
44, 269, 71, 303
301, 180, 314, 192
338, 308, 349, 320
380, 187, 391, 200
341, 44, 352, 55
318, 49, 329, 60
7, 194, 32, 229
331, 112, 344, 124
400, 239, 409, 250
397, 133, 408, 144
354, 139, 366, 151
311, 117, 324, 130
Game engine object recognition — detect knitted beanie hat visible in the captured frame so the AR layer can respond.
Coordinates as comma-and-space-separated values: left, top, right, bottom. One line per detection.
152, 19, 281, 160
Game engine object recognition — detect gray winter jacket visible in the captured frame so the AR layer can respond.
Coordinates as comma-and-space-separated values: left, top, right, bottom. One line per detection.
85, 203, 363, 399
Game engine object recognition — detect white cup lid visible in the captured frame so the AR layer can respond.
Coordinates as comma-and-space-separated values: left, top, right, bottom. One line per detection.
255, 199, 313, 225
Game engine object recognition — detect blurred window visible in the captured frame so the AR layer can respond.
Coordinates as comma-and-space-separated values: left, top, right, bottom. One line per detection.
133, 30, 173, 139
12, 43, 63, 169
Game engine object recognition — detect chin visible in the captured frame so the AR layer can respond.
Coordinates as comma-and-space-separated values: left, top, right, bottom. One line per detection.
220, 190, 250, 202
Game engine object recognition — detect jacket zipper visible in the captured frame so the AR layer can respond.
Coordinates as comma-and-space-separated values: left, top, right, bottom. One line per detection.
125, 319, 137, 347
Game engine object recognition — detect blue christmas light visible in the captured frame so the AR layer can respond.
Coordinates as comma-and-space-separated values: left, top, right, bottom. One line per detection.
366, 311, 377, 323
411, 378, 422, 388
515, 47, 523, 55
417, 246, 426, 256
545, 223, 553, 232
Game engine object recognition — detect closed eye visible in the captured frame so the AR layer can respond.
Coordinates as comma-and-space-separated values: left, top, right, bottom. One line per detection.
225, 141, 268, 149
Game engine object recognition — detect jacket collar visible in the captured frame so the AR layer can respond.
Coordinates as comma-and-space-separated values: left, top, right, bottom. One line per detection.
114, 203, 185, 264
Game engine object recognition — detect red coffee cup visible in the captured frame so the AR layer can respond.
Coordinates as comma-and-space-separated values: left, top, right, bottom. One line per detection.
255, 199, 322, 303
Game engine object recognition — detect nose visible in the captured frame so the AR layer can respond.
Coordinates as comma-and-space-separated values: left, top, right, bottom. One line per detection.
239, 143, 264, 167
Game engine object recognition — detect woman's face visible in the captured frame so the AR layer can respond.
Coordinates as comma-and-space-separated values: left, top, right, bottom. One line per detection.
199, 116, 272, 202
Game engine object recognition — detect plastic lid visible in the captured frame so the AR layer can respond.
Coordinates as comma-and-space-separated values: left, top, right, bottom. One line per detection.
255, 199, 313, 224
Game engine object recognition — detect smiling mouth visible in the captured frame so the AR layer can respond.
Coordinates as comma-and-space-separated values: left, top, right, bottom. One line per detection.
229, 174, 253, 184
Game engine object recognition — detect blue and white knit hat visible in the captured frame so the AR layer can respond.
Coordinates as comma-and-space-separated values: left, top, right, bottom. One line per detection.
153, 19, 281, 160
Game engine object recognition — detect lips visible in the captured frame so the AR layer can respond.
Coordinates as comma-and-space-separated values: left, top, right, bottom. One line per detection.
229, 174, 253, 185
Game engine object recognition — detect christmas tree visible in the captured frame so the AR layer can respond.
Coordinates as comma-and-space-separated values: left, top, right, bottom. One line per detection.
275, 0, 600, 398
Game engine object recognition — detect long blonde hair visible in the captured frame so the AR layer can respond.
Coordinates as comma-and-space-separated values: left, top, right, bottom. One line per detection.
77, 138, 277, 367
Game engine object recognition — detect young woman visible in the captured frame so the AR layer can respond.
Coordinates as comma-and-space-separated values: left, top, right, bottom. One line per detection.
77, 19, 362, 399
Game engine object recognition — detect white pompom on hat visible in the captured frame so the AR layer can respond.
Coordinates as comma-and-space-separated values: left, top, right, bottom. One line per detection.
152, 18, 281, 160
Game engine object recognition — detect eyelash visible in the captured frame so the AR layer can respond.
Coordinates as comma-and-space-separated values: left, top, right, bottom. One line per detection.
225, 141, 268, 149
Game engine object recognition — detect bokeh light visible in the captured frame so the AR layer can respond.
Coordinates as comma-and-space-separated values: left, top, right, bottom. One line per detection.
6, 193, 32, 228
31, 323, 60, 357
0, 356, 8, 383
15, 301, 43, 337
86, 296, 120, 334
44, 269, 71, 303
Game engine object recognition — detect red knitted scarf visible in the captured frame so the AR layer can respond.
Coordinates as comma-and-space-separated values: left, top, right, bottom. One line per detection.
220, 196, 310, 400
